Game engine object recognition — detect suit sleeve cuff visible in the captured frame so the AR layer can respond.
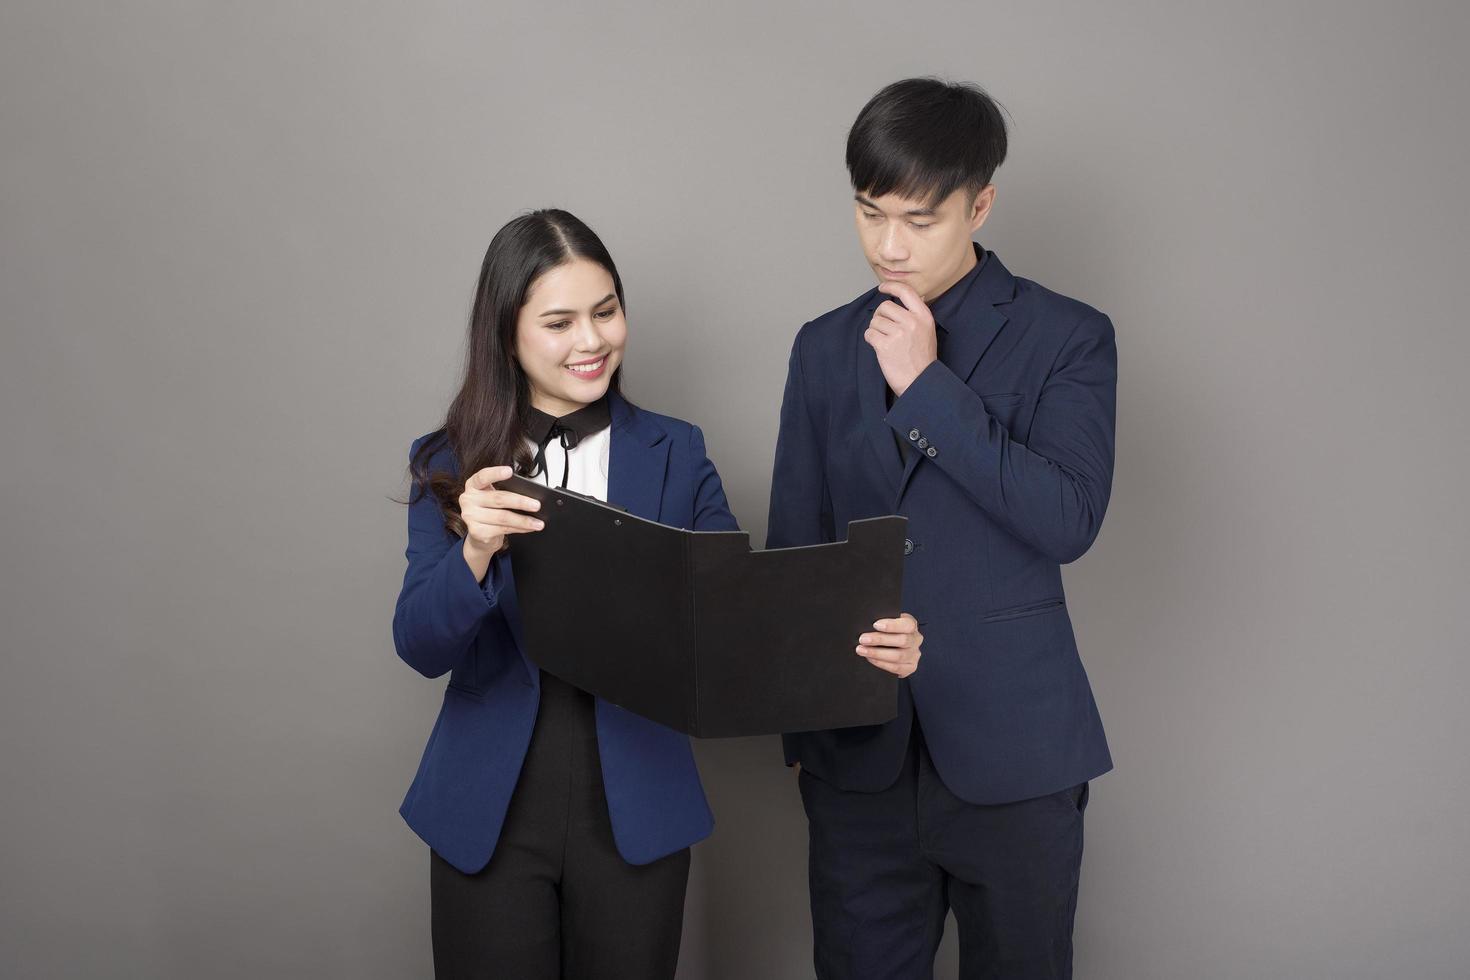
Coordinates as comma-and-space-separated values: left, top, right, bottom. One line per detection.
478, 552, 503, 601
884, 360, 973, 444
432, 540, 500, 637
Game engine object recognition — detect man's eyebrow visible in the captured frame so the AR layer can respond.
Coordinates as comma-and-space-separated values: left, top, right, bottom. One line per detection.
538, 293, 617, 317
854, 194, 936, 217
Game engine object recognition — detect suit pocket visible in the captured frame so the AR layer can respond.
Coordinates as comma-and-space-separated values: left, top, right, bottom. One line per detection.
981, 598, 1065, 623
446, 650, 484, 700
979, 392, 1028, 436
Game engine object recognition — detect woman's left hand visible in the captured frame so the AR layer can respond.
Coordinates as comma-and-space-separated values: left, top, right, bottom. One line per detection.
856, 613, 923, 678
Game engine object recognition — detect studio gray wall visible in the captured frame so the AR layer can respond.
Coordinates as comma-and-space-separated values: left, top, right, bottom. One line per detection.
3, 2, 1467, 977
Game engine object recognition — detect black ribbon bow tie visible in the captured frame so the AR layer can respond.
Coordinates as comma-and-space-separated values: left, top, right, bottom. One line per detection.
525, 396, 612, 489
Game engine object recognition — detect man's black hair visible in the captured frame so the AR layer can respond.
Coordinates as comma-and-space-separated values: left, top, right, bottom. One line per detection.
846, 77, 1008, 207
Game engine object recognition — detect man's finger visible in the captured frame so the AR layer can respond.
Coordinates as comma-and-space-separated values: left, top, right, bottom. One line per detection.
866, 314, 896, 337
857, 630, 912, 648
873, 300, 911, 325
877, 279, 927, 313
873, 617, 919, 633
857, 644, 914, 663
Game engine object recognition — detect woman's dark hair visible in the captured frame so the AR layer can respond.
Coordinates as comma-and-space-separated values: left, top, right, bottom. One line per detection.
406, 208, 627, 536
846, 77, 1009, 207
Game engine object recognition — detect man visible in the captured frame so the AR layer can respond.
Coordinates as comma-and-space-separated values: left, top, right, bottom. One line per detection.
768, 77, 1116, 979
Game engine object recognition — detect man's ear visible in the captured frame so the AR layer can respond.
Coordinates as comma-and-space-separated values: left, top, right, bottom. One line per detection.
970, 185, 996, 233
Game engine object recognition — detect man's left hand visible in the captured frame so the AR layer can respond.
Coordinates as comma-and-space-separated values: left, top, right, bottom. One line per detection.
856, 613, 924, 678
866, 281, 938, 397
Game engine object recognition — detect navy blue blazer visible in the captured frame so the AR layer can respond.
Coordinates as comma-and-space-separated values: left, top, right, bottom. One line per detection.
768, 246, 1115, 804
394, 392, 738, 873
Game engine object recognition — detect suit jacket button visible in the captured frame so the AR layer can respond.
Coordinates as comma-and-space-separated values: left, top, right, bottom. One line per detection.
908, 429, 920, 441
925, 446, 938, 458
916, 437, 928, 449
904, 538, 915, 556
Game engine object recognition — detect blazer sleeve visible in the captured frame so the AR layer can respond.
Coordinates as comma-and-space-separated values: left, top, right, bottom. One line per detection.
883, 311, 1117, 564
765, 328, 836, 550
391, 437, 503, 678
689, 423, 740, 532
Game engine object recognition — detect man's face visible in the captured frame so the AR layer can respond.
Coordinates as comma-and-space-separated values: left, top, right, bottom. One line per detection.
854, 185, 994, 301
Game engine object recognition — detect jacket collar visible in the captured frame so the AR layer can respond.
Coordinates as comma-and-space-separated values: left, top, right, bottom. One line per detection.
607, 389, 670, 523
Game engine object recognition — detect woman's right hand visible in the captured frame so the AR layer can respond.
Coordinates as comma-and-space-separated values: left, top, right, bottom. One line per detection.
459, 465, 544, 579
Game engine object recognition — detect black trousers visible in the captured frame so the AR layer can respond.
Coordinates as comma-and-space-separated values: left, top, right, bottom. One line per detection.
429, 673, 690, 980
799, 719, 1089, 980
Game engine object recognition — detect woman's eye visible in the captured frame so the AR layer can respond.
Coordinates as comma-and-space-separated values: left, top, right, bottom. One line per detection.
595, 308, 617, 320
547, 320, 571, 331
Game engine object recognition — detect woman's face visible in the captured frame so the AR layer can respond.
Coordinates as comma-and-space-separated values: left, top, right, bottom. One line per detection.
514, 258, 627, 418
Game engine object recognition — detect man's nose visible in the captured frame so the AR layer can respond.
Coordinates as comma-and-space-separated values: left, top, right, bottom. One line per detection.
878, 224, 909, 262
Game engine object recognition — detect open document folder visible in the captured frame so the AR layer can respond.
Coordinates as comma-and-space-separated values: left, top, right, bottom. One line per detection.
500, 474, 907, 738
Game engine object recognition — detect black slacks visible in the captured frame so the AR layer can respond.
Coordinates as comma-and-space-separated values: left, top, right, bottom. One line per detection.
799, 718, 1089, 980
429, 673, 690, 980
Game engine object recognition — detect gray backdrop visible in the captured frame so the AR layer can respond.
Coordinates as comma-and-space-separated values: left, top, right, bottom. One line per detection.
3, 1, 1468, 977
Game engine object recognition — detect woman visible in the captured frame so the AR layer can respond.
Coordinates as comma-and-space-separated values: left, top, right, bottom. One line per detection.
393, 209, 922, 978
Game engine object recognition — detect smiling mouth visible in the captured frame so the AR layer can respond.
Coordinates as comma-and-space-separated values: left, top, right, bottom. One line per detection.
565, 356, 607, 376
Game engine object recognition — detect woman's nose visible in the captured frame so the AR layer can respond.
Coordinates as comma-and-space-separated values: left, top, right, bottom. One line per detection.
574, 316, 603, 351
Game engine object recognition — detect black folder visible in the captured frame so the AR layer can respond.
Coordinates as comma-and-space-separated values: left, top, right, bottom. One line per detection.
501, 474, 906, 738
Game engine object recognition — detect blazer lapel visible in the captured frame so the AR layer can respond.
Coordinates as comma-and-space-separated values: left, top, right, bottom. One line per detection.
939, 304, 1008, 389
934, 247, 1016, 388
607, 391, 670, 522
857, 289, 904, 498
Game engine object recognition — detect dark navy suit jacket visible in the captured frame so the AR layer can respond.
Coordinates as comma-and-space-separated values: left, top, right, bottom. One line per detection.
769, 246, 1115, 804
394, 392, 738, 873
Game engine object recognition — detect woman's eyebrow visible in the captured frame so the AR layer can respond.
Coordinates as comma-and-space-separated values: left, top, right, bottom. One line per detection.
538, 293, 617, 317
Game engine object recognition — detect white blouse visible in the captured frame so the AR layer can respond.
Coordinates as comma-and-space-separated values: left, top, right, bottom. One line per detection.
522, 426, 611, 501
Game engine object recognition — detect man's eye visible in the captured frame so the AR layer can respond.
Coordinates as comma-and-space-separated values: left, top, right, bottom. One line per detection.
909, 222, 932, 230
862, 211, 881, 221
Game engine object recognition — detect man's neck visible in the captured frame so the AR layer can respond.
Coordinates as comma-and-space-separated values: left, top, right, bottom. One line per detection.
923, 242, 980, 303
